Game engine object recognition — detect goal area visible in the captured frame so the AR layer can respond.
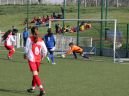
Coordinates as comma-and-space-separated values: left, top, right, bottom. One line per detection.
0, 18, 122, 63
49, 18, 118, 62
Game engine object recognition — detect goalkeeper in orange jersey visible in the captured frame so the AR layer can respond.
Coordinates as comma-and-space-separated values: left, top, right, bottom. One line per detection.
64, 42, 89, 59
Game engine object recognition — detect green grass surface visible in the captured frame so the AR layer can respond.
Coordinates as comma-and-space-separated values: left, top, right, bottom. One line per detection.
0, 49, 129, 96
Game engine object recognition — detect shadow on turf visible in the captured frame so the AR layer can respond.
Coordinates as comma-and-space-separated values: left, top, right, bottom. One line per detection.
0, 57, 8, 60
55, 56, 90, 61
0, 57, 27, 63
0, 88, 36, 95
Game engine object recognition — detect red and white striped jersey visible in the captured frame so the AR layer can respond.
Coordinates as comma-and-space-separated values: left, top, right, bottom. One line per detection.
5, 34, 15, 46
24, 36, 48, 62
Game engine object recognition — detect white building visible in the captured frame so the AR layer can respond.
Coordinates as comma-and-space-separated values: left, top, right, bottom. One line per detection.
0, 0, 64, 5
42, 0, 63, 4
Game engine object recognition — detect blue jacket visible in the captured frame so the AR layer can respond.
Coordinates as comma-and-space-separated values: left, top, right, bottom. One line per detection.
44, 34, 55, 48
23, 31, 29, 38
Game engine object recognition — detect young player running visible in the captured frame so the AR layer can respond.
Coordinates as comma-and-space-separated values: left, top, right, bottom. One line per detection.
2, 29, 17, 59
24, 26, 47, 96
43, 28, 56, 64
64, 42, 89, 59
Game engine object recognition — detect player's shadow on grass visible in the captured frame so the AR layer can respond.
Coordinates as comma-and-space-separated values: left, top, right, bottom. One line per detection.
11, 60, 27, 63
0, 88, 35, 95
0, 57, 27, 63
0, 57, 8, 60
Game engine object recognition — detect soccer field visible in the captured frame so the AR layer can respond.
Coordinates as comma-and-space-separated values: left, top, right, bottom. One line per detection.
0, 49, 129, 96
0, 3, 129, 96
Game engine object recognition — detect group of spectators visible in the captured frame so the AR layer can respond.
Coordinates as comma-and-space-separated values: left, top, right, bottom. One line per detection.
55, 22, 92, 34
23, 12, 63, 27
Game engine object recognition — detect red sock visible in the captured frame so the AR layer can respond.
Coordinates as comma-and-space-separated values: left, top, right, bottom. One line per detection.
34, 75, 44, 91
34, 75, 42, 87
8, 50, 15, 57
32, 76, 36, 87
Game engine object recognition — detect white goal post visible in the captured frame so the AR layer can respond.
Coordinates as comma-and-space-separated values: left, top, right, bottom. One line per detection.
49, 19, 117, 63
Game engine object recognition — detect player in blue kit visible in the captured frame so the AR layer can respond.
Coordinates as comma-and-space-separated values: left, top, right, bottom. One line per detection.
23, 27, 29, 47
43, 28, 56, 64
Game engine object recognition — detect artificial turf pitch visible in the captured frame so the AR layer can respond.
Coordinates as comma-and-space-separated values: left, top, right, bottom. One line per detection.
0, 49, 129, 96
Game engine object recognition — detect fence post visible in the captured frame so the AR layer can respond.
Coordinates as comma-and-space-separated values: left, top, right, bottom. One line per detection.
77, 0, 80, 46
62, 0, 66, 32
100, 0, 104, 56
26, 0, 29, 29
126, 24, 129, 57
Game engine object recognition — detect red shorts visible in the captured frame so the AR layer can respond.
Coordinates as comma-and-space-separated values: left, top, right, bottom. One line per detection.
28, 61, 40, 72
4, 43, 14, 50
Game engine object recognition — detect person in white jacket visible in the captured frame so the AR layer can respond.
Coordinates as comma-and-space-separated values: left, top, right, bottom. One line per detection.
24, 26, 47, 96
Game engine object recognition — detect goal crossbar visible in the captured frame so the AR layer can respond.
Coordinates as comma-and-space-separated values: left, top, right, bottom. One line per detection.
49, 18, 117, 22
49, 19, 117, 28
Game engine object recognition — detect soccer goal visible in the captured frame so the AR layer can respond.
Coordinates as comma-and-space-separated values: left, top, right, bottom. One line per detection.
113, 28, 129, 63
49, 18, 117, 62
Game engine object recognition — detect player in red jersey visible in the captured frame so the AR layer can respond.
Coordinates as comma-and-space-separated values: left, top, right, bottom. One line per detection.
24, 26, 48, 96
2, 29, 18, 59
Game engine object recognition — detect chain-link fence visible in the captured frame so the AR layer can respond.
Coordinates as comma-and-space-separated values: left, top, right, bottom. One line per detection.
82, 0, 129, 7
68, 0, 129, 7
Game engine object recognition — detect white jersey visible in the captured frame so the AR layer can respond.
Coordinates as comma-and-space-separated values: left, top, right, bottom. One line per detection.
24, 36, 48, 62
5, 34, 15, 46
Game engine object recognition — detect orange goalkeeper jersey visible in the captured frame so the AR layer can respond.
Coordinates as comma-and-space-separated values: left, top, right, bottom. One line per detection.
66, 45, 83, 55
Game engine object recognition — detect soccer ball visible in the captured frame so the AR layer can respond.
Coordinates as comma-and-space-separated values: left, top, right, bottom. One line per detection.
61, 54, 65, 58
116, 42, 122, 49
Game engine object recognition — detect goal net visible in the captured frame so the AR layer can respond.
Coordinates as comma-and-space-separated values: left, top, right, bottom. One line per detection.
49, 18, 117, 61
54, 34, 92, 55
